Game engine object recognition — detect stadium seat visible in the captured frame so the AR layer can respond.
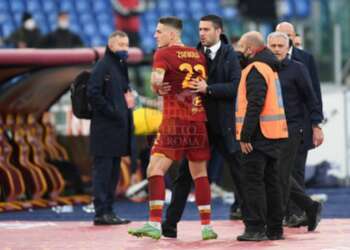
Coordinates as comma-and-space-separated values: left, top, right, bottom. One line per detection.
0, 120, 26, 209
79, 13, 94, 24
222, 7, 237, 19
2, 21, 15, 37
75, 1, 91, 13
96, 13, 111, 24
83, 23, 98, 36
9, 0, 26, 13
0, 1, 9, 12
92, 0, 110, 13
26, 0, 41, 12
12, 11, 23, 26
41, 0, 57, 13
25, 115, 66, 201
99, 22, 114, 37
59, 0, 75, 12
90, 36, 104, 47
4, 114, 47, 204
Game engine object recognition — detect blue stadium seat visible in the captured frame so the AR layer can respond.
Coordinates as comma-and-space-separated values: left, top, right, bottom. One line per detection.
0, 11, 11, 25
141, 36, 155, 53
47, 13, 57, 25
0, 1, 9, 12
59, 0, 75, 12
79, 13, 94, 24
9, 0, 26, 13
75, 1, 91, 13
143, 11, 158, 23
96, 13, 111, 24
174, 0, 186, 11
32, 12, 46, 26
222, 7, 237, 19
90, 36, 105, 47
93, 1, 110, 13
83, 23, 98, 36
13, 12, 23, 26
27, 0, 41, 12
158, 0, 171, 12
41, 0, 57, 13
99, 22, 114, 37
70, 22, 81, 34
2, 21, 15, 37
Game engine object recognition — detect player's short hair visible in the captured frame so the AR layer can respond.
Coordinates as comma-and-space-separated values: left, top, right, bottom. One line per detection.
109, 30, 128, 40
159, 16, 183, 31
200, 15, 223, 30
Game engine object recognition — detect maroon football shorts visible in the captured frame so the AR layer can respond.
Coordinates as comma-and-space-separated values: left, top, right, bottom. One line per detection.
151, 118, 210, 161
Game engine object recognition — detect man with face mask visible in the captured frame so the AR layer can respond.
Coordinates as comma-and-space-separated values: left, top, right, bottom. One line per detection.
5, 12, 42, 48
87, 31, 132, 226
235, 31, 286, 241
40, 11, 83, 48
158, 15, 242, 239
267, 31, 323, 232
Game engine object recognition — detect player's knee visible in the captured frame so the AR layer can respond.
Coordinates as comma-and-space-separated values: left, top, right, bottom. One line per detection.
146, 162, 164, 178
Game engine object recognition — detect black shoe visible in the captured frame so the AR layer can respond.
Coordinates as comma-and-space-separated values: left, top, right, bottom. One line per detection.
161, 222, 177, 238
229, 208, 243, 220
237, 231, 269, 241
306, 201, 322, 231
286, 214, 307, 228
94, 214, 131, 225
267, 233, 285, 240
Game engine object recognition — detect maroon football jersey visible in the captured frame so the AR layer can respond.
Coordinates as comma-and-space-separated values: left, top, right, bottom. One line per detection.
153, 45, 207, 121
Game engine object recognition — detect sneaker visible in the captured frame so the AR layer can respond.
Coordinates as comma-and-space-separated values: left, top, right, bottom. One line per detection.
128, 222, 161, 240
202, 226, 218, 240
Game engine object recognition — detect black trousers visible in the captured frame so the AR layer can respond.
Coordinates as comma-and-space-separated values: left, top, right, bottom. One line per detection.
278, 132, 314, 216
240, 150, 283, 233
293, 150, 308, 190
289, 145, 308, 216
92, 156, 121, 217
164, 133, 243, 226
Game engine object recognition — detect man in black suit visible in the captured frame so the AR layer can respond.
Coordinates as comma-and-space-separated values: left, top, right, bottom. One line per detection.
87, 31, 132, 225
158, 15, 242, 238
276, 22, 324, 222
267, 31, 323, 232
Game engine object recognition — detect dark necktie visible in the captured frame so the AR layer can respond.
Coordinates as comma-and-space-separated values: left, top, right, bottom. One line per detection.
205, 48, 212, 61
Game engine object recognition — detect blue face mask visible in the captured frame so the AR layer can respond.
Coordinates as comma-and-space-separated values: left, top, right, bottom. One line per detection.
115, 50, 128, 60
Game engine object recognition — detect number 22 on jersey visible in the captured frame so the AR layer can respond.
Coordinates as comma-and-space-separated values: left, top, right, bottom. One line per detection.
179, 63, 207, 89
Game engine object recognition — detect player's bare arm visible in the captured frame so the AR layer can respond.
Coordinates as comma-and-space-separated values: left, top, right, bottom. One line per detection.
151, 68, 171, 95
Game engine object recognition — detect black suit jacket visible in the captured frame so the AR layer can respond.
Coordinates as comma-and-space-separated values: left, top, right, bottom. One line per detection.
291, 47, 324, 151
197, 35, 241, 153
87, 47, 132, 157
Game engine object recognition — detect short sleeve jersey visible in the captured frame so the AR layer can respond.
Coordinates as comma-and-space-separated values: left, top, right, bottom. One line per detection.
153, 45, 207, 121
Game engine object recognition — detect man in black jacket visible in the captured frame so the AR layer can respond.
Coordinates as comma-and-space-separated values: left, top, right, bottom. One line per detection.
87, 31, 132, 225
276, 22, 324, 221
235, 31, 286, 241
159, 15, 242, 238
5, 12, 42, 48
40, 11, 83, 48
267, 31, 323, 232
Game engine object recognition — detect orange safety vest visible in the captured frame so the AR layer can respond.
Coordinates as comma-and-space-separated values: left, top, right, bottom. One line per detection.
236, 61, 288, 140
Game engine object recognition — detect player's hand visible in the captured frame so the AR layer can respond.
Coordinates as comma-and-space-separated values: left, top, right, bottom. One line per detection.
189, 78, 208, 94
124, 90, 136, 109
152, 82, 171, 95
240, 142, 253, 154
312, 127, 324, 147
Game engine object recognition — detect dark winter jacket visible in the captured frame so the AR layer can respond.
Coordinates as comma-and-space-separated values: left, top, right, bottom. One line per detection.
87, 46, 132, 157
197, 34, 242, 153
